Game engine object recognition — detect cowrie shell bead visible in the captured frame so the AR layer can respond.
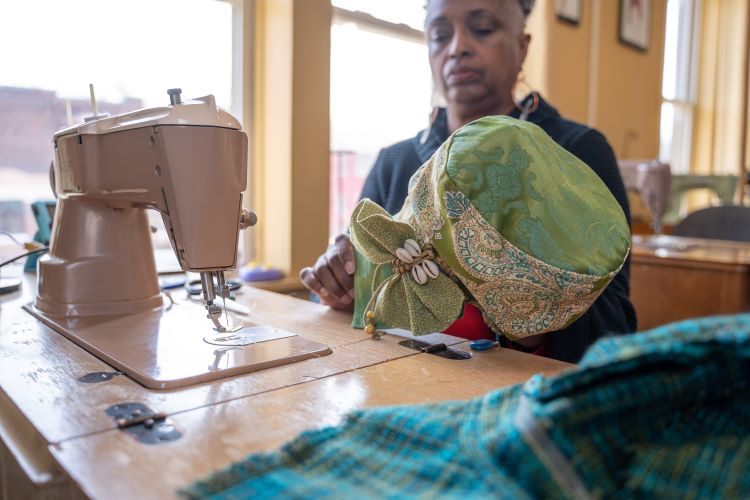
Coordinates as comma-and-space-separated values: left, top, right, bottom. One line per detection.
404, 239, 421, 257
395, 248, 414, 263
422, 260, 440, 279
411, 264, 428, 285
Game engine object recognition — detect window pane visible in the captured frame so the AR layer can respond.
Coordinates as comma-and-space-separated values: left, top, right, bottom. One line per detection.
661, 0, 681, 100
332, 0, 426, 30
659, 102, 675, 163
330, 23, 431, 237
660, 0, 697, 193
0, 0, 233, 245
660, 101, 693, 174
662, 0, 695, 101
0, 0, 232, 108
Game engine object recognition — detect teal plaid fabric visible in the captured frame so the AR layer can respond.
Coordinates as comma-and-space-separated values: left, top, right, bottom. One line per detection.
182, 314, 750, 499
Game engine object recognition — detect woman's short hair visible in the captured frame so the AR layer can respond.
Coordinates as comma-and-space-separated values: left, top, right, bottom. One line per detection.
425, 0, 536, 18
517, 0, 535, 17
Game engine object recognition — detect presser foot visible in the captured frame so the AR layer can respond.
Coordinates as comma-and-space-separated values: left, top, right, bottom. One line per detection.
206, 303, 227, 332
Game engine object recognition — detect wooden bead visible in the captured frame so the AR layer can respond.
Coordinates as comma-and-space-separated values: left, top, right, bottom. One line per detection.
366, 310, 376, 320
364, 324, 375, 335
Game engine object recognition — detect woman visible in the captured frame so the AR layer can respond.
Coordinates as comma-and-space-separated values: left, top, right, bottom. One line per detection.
300, 0, 636, 362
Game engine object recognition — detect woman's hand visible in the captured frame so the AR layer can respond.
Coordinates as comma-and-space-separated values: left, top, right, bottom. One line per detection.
299, 233, 356, 311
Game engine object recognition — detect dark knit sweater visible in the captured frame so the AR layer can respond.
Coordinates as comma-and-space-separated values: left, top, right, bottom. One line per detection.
359, 95, 637, 363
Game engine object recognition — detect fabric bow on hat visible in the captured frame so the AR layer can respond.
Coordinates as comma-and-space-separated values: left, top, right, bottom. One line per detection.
349, 199, 465, 335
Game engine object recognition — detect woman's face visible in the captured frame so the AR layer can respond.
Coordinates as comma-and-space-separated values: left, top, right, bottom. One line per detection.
426, 0, 530, 113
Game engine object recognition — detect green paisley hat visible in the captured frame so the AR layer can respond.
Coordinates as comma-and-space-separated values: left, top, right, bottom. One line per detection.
350, 116, 630, 340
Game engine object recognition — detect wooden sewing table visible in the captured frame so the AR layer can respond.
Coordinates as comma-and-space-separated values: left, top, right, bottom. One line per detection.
0, 267, 571, 499
631, 234, 750, 330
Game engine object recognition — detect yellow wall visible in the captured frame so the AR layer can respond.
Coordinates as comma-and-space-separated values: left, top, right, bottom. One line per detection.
596, 0, 667, 159
529, 0, 667, 160
253, 0, 331, 276
526, 0, 592, 123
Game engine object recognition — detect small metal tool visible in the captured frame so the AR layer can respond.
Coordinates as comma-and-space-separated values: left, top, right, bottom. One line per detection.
398, 339, 472, 360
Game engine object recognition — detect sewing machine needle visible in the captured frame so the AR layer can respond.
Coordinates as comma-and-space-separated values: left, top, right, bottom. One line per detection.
215, 271, 231, 331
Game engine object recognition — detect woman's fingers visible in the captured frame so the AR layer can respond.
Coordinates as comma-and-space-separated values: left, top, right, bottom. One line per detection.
299, 266, 354, 311
299, 233, 357, 308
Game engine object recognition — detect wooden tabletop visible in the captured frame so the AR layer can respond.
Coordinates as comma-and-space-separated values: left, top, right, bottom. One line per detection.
632, 234, 750, 269
52, 343, 568, 499
0, 264, 572, 499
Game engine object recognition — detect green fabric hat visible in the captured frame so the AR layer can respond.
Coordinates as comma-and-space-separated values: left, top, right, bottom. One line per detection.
351, 116, 630, 339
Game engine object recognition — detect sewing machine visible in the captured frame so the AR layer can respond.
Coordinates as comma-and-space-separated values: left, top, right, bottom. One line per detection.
618, 159, 672, 234
23, 89, 331, 389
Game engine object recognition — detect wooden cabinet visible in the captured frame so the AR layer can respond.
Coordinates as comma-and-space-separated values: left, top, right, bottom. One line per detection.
0, 271, 570, 499
631, 235, 750, 330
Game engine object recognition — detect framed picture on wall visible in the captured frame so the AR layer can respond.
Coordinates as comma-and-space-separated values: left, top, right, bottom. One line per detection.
619, 0, 651, 51
555, 0, 582, 25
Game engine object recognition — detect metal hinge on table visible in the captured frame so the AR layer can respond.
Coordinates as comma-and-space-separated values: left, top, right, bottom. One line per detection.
398, 339, 472, 360
105, 402, 182, 444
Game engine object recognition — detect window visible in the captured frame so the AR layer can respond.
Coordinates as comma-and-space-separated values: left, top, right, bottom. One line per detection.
0, 0, 239, 266
659, 0, 700, 174
329, 1, 432, 237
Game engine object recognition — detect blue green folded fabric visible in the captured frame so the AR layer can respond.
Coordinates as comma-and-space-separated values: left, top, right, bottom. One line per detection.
181, 314, 750, 499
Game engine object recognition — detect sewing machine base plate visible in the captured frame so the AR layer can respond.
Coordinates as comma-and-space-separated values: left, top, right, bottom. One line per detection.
22, 302, 332, 390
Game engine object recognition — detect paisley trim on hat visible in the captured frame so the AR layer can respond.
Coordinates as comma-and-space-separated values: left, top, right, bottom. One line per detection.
452, 191, 621, 338
400, 142, 446, 241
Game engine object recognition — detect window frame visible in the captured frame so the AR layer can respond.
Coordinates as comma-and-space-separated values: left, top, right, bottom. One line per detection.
331, 6, 424, 43
660, 0, 701, 174
226, 0, 255, 263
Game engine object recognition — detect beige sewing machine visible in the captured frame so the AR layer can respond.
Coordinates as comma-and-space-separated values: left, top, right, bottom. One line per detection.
618, 159, 672, 234
23, 89, 331, 389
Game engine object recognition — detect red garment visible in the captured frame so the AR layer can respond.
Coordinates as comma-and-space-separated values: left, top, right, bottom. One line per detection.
443, 303, 549, 357
442, 303, 493, 341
